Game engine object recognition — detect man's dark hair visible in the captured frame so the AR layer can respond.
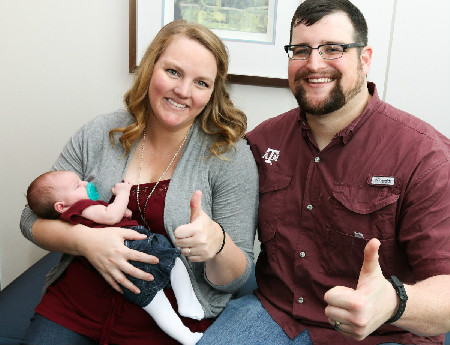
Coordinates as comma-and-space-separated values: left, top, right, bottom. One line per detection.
290, 0, 368, 46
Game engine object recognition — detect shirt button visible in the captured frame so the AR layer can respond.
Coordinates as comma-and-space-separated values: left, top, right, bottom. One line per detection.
314, 157, 320, 163
298, 297, 304, 303
299, 251, 306, 258
306, 204, 313, 210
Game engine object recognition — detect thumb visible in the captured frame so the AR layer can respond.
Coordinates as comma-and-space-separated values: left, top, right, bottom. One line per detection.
358, 238, 382, 287
190, 190, 203, 222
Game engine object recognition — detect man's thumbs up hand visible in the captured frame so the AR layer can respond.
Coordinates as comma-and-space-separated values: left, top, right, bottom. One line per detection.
324, 238, 398, 340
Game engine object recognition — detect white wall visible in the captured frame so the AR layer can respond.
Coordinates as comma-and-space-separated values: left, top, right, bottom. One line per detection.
0, 0, 134, 288
1, 0, 449, 289
384, 0, 450, 130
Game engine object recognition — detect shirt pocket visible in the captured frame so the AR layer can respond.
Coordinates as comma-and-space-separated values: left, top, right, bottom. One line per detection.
317, 226, 400, 281
257, 168, 292, 251
329, 183, 400, 240
319, 183, 401, 279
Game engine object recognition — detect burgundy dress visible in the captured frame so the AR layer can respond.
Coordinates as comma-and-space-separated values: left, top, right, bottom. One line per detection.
35, 180, 211, 345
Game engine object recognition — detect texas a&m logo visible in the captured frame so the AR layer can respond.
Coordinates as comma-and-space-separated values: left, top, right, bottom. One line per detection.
262, 148, 280, 165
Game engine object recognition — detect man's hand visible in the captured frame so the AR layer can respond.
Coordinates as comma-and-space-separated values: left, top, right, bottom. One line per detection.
324, 238, 398, 340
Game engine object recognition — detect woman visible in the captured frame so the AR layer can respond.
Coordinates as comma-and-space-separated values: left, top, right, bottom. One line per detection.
20, 20, 258, 345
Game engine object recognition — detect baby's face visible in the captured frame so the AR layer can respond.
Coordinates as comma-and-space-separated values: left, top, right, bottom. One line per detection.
53, 171, 89, 208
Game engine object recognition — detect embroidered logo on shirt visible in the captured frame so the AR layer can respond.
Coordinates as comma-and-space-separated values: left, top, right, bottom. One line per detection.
262, 148, 280, 165
371, 176, 395, 186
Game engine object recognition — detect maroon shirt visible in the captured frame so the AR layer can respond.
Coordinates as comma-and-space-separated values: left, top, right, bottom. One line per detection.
246, 83, 450, 345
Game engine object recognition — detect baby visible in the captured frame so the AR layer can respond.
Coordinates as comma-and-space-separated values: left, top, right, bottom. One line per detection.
26, 170, 204, 345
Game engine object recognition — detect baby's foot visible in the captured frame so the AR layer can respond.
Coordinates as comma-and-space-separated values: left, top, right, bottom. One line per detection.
181, 331, 203, 345
177, 289, 205, 320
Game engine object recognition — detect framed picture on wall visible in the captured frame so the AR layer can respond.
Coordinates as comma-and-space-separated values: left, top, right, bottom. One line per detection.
162, 0, 277, 44
129, 0, 394, 90
129, 0, 296, 87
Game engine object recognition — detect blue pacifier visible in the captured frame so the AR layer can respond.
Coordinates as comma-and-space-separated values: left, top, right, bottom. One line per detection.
86, 182, 100, 201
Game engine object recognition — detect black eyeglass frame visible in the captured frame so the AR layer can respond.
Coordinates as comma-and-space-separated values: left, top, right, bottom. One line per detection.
284, 43, 365, 60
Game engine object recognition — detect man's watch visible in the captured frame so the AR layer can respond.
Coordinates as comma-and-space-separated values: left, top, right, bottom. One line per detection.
386, 275, 408, 323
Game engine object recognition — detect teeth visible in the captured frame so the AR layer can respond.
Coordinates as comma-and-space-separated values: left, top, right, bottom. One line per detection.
167, 98, 187, 108
308, 78, 333, 83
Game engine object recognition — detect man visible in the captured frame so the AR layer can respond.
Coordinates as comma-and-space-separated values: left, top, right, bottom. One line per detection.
198, 0, 450, 344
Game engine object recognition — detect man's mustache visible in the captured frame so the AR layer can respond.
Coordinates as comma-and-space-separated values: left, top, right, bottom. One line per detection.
293, 70, 342, 82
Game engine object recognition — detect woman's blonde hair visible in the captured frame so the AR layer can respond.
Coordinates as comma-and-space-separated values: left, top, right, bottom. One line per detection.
110, 20, 246, 157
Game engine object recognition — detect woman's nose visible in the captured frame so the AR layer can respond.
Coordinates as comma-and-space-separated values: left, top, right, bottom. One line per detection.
173, 80, 191, 98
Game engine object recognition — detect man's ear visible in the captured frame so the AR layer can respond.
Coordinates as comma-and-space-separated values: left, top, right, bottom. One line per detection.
360, 45, 373, 76
54, 201, 67, 214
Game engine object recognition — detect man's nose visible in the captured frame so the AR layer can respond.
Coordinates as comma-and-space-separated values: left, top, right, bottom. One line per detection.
305, 48, 328, 70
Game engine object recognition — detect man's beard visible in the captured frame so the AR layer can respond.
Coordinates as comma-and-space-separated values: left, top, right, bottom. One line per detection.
293, 64, 365, 115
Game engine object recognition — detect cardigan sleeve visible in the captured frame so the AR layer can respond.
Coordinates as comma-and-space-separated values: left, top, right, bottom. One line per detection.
204, 138, 259, 293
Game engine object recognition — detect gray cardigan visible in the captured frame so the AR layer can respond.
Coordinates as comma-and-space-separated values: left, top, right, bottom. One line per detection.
20, 110, 259, 318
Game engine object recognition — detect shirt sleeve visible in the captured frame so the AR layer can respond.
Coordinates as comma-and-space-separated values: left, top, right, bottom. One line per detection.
204, 138, 259, 293
399, 153, 450, 281
60, 199, 106, 225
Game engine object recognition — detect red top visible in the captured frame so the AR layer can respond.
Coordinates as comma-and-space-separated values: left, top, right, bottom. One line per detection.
60, 199, 138, 228
36, 180, 211, 345
246, 83, 450, 345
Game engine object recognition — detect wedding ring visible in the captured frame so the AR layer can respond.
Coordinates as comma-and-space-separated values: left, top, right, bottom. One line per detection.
188, 248, 191, 256
334, 321, 341, 332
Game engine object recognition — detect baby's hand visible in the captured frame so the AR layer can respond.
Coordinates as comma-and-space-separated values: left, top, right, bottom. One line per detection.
112, 181, 133, 196
124, 208, 132, 218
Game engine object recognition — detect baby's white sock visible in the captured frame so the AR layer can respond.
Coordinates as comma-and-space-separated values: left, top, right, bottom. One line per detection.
143, 290, 203, 345
171, 257, 205, 320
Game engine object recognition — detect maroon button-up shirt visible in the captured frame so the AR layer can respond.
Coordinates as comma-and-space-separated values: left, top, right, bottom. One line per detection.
246, 83, 450, 345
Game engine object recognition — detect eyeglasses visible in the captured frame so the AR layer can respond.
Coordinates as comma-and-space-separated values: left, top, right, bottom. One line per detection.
284, 43, 365, 60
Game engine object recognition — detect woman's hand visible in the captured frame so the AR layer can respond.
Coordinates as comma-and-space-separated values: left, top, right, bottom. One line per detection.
173, 190, 223, 262
77, 226, 159, 294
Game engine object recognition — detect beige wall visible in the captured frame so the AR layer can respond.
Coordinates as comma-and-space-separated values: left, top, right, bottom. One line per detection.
0, 0, 134, 288
1, 0, 449, 289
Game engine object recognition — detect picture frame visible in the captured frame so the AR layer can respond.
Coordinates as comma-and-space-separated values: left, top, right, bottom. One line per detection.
129, 0, 296, 87
163, 0, 277, 44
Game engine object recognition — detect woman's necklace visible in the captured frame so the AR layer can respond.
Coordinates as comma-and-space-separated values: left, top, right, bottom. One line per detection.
136, 128, 188, 229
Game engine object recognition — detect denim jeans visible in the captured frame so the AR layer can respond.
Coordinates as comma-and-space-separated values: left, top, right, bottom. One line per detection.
197, 294, 313, 345
122, 226, 180, 307
198, 294, 404, 345
23, 313, 98, 345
